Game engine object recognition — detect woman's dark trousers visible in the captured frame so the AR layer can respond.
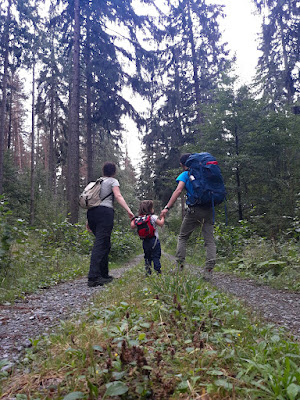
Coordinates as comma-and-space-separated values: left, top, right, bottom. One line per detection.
87, 206, 114, 280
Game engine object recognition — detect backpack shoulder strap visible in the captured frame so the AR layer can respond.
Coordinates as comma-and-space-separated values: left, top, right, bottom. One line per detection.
98, 177, 113, 202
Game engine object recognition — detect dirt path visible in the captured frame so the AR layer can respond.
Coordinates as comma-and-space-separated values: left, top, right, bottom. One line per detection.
0, 253, 299, 368
163, 252, 300, 340
0, 255, 143, 365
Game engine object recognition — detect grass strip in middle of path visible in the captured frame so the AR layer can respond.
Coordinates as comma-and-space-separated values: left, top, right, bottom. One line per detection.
2, 255, 300, 400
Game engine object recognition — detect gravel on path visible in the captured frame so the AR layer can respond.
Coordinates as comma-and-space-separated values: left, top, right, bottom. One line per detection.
1, 252, 299, 369
0, 255, 143, 365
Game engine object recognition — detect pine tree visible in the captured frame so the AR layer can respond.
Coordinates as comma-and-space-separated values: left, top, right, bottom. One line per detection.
0, 0, 40, 193
253, 0, 300, 107
0, 0, 11, 194
66, 0, 80, 223
142, 0, 230, 203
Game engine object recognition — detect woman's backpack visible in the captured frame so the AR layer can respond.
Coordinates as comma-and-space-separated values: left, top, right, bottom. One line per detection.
79, 178, 112, 209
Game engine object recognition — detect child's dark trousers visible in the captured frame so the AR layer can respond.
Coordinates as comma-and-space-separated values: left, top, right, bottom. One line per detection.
142, 237, 161, 274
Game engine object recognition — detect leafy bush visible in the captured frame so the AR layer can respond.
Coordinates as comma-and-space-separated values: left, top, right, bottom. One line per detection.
0, 198, 14, 268
218, 237, 300, 290
214, 220, 253, 258
37, 221, 140, 260
160, 229, 177, 251
37, 219, 93, 255
0, 197, 28, 269
110, 230, 140, 261
284, 194, 300, 241
163, 211, 183, 235
0, 217, 140, 303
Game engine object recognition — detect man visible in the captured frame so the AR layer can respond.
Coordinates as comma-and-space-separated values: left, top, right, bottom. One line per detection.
160, 153, 216, 280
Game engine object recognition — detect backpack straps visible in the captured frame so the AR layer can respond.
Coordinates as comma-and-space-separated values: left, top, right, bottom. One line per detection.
211, 196, 215, 225
100, 191, 113, 202
99, 177, 113, 202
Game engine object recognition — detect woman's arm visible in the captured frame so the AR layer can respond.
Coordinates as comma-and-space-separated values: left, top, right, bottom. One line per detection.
112, 186, 134, 219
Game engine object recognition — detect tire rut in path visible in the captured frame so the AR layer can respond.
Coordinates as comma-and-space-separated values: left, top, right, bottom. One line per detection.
0, 255, 143, 364
1, 253, 299, 366
163, 252, 300, 340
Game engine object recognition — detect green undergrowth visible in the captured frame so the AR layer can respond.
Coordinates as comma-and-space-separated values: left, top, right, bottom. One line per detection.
0, 252, 131, 305
1, 256, 299, 399
215, 238, 300, 292
0, 250, 90, 304
161, 229, 300, 292
0, 224, 140, 304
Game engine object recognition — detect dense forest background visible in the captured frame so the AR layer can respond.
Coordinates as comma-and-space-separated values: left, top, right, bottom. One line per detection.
1, 3, 300, 397
0, 0, 299, 239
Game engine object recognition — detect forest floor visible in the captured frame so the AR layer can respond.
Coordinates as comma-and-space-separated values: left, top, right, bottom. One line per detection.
0, 253, 299, 366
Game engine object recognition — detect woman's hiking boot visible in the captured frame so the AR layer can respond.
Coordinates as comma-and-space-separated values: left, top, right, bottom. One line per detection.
88, 276, 114, 287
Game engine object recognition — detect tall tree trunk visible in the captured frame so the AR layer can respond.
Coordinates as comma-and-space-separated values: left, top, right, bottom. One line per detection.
172, 47, 183, 146
0, 0, 11, 194
53, 97, 58, 195
49, 73, 55, 191
278, 15, 293, 105
187, 0, 202, 134
67, 0, 80, 223
234, 124, 243, 220
85, 10, 93, 182
30, 61, 36, 225
7, 71, 14, 150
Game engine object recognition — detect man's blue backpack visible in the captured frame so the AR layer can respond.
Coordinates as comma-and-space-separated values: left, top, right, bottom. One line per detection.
185, 152, 226, 207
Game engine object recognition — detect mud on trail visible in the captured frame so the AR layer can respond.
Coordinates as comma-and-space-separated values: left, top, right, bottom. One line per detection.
0, 253, 299, 366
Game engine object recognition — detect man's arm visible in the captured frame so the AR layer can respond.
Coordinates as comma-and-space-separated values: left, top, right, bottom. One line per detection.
160, 180, 185, 217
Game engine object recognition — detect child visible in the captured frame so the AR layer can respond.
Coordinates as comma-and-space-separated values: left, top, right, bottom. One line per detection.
131, 200, 165, 275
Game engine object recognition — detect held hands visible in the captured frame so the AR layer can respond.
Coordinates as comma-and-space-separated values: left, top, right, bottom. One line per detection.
160, 208, 168, 219
128, 211, 134, 219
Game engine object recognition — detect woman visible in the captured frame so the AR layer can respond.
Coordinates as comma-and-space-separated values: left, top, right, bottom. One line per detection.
86, 162, 134, 287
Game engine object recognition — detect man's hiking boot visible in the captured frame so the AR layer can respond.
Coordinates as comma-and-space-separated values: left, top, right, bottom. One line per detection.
202, 268, 213, 281
88, 276, 114, 287
171, 262, 184, 273
177, 262, 184, 271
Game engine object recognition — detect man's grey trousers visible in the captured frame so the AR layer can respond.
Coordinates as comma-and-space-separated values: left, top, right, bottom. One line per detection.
176, 205, 216, 270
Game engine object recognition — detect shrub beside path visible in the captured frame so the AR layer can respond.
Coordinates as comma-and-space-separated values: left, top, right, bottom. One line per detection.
0, 253, 299, 367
